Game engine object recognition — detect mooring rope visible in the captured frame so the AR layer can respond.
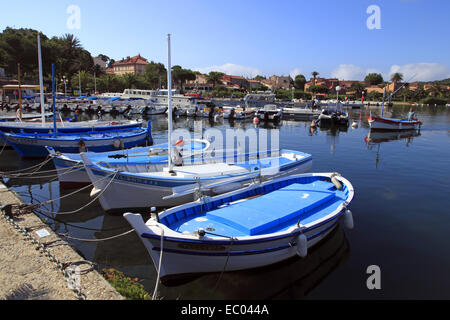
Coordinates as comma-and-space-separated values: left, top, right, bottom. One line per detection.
57, 229, 135, 242
22, 170, 119, 215
0, 156, 53, 177
37, 170, 119, 215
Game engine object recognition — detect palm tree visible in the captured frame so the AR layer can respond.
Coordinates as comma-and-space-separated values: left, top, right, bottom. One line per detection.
311, 71, 319, 85
390, 72, 403, 90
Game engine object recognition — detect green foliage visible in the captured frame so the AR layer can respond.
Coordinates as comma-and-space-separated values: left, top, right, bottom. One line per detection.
102, 268, 151, 300
420, 96, 448, 105
172, 65, 196, 92
207, 71, 225, 86
390, 72, 404, 83
293, 90, 312, 100
294, 74, 306, 91
253, 75, 266, 81
275, 89, 291, 100
365, 73, 384, 85
308, 84, 329, 94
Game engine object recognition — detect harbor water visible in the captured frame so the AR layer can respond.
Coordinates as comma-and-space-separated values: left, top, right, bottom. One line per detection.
1, 104, 449, 299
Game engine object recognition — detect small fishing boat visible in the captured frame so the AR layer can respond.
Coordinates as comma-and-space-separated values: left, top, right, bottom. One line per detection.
367, 115, 422, 131
123, 172, 354, 281
255, 104, 283, 122
223, 106, 255, 120
47, 138, 211, 187
0, 118, 143, 134
368, 82, 422, 131
138, 105, 168, 116
0, 127, 151, 158
315, 105, 349, 127
80, 149, 313, 212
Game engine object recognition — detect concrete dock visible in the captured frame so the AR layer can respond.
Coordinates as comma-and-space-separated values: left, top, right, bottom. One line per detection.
0, 182, 124, 300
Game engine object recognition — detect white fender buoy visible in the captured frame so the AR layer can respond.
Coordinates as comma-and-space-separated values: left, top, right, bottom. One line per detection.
253, 117, 259, 124
331, 176, 343, 191
344, 209, 354, 230
296, 233, 308, 258
113, 139, 121, 149
352, 121, 358, 128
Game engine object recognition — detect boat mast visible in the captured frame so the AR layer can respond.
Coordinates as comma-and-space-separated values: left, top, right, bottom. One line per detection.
17, 63, 22, 121
167, 34, 173, 171
52, 64, 57, 137
37, 34, 45, 126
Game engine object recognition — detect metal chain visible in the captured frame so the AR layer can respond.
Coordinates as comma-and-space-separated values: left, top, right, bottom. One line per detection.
0, 206, 86, 300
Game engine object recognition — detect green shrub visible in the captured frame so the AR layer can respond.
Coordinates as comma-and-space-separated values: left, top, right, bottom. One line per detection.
420, 96, 448, 105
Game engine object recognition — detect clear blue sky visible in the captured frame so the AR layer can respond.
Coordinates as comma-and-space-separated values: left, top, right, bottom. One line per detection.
1, 0, 449, 81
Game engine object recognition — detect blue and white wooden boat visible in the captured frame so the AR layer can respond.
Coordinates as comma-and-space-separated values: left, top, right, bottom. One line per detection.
123, 172, 355, 281
0, 127, 151, 158
0, 119, 143, 134
47, 139, 211, 187
80, 149, 313, 212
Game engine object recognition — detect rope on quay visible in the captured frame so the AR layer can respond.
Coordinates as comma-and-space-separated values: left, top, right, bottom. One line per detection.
0, 204, 87, 300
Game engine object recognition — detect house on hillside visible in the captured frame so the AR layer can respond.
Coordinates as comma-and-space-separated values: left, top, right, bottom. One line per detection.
106, 54, 149, 76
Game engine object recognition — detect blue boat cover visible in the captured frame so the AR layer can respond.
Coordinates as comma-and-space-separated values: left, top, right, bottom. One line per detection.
205, 181, 336, 235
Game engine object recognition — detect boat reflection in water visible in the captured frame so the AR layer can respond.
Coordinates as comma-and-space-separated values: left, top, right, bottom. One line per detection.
365, 129, 421, 169
157, 225, 349, 300
365, 129, 421, 146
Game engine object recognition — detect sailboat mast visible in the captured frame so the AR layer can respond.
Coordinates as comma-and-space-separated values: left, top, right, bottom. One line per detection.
37, 34, 45, 125
167, 34, 173, 171
17, 63, 23, 121
52, 64, 57, 137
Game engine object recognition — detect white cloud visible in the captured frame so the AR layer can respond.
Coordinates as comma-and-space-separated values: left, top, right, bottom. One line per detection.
290, 68, 303, 79
194, 63, 262, 78
331, 64, 366, 80
389, 63, 450, 82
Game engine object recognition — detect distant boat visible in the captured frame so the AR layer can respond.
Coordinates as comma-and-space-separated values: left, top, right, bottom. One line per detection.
367, 116, 421, 131
223, 106, 255, 120
316, 105, 349, 127
123, 172, 355, 281
0, 127, 151, 158
255, 104, 283, 122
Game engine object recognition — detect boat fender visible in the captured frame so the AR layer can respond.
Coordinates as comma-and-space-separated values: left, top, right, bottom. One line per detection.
331, 175, 343, 191
352, 121, 358, 128
344, 209, 354, 230
296, 233, 308, 258
113, 139, 124, 150
78, 140, 86, 153
253, 117, 259, 124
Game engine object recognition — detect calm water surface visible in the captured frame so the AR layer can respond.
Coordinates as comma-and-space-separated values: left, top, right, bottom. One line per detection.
2, 105, 449, 299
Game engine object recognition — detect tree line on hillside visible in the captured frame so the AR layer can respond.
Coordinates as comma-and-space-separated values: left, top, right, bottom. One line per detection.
1, 27, 448, 104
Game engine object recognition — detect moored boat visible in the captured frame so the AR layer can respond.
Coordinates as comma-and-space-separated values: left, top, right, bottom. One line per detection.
0, 127, 151, 158
80, 149, 313, 212
123, 172, 354, 281
47, 138, 211, 187
367, 115, 422, 131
